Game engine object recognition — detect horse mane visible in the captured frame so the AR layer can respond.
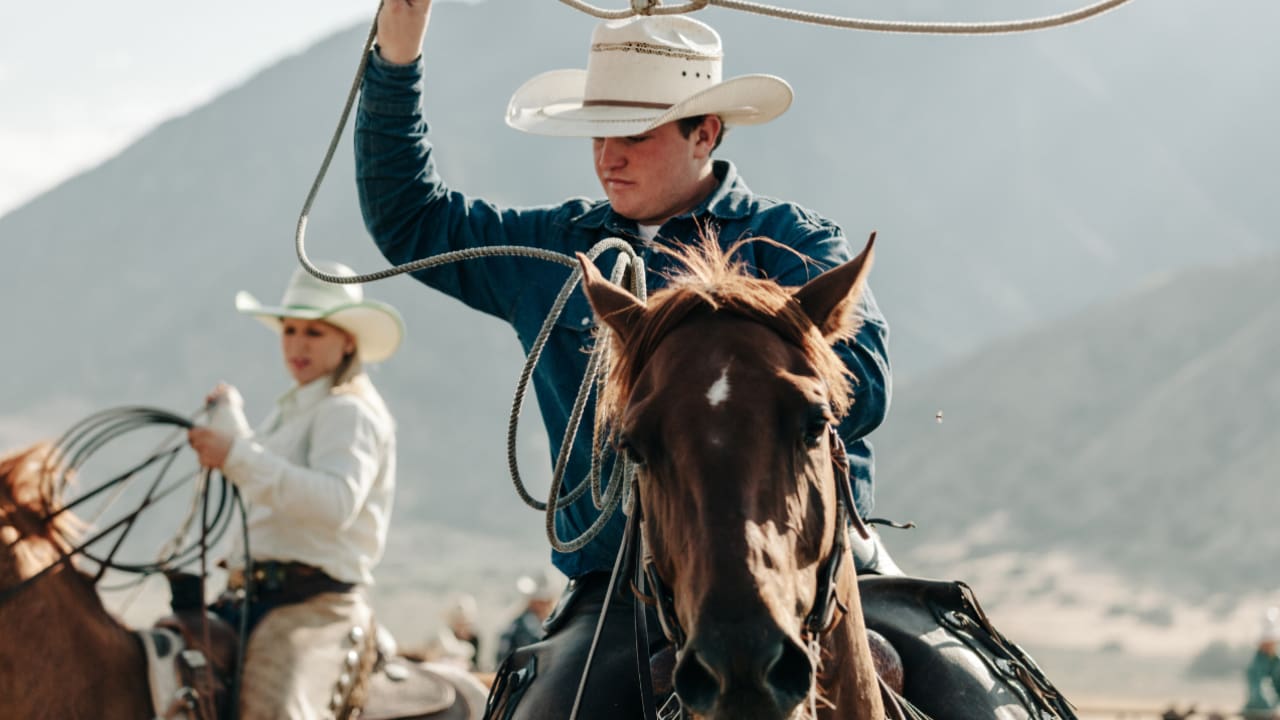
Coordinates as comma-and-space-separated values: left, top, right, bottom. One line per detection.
597, 234, 859, 434
0, 442, 77, 548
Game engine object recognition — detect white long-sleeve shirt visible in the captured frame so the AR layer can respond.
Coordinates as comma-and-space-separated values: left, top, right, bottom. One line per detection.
211, 374, 396, 586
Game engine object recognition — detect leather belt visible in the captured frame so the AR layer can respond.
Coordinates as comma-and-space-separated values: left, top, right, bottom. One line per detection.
227, 561, 355, 602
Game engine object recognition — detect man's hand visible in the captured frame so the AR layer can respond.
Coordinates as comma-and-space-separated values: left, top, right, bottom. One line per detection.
377, 0, 433, 65
188, 427, 234, 470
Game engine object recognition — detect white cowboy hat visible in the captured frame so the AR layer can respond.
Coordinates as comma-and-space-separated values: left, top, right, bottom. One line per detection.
516, 567, 562, 602
1261, 606, 1280, 644
506, 14, 793, 138
445, 593, 479, 627
234, 261, 405, 364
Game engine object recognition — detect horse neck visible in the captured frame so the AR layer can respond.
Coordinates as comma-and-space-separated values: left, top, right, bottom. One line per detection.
0, 558, 151, 719
815, 569, 884, 720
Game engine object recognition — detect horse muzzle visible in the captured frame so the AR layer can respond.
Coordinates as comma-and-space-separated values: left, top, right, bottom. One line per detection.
673, 624, 814, 720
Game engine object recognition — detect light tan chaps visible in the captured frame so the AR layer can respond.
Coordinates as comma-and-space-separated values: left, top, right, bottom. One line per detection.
238, 591, 373, 720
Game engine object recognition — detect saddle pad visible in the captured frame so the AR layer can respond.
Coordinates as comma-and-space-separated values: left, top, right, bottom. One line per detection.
360, 660, 457, 720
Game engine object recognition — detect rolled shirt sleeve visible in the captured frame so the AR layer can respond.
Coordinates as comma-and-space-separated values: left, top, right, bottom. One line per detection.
223, 396, 381, 530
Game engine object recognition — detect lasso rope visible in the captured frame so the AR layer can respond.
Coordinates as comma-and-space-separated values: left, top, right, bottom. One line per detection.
560, 0, 1135, 33
293, 15, 648, 553
294, 0, 1135, 552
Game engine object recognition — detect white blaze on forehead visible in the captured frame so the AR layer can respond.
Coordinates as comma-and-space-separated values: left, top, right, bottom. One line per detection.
706, 365, 731, 407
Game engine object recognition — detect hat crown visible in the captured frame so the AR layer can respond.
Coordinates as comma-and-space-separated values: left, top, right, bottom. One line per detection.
279, 262, 363, 312
584, 15, 724, 108
516, 567, 560, 601
1261, 606, 1280, 643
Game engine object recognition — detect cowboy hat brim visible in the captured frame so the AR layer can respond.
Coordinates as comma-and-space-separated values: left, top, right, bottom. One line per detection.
506, 69, 793, 138
234, 290, 405, 364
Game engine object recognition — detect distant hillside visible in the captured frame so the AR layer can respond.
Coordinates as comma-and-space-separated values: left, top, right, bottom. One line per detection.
1, 0, 1277, 551
875, 253, 1280, 599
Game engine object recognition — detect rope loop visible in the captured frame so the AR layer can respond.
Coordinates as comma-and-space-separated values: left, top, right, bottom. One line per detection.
559, 0, 1133, 34
563, 0, 709, 20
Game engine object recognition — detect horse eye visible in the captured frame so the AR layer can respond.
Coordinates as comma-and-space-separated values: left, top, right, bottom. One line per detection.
617, 436, 646, 467
803, 406, 829, 449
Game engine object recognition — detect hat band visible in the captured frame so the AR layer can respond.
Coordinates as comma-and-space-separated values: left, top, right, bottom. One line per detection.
582, 99, 673, 109
591, 41, 719, 61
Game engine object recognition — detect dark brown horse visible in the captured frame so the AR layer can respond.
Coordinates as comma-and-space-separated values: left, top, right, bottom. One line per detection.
0, 441, 483, 720
579, 235, 884, 720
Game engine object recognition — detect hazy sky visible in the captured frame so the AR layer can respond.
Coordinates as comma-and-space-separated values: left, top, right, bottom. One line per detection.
0, 0, 1145, 218
0, 1, 390, 216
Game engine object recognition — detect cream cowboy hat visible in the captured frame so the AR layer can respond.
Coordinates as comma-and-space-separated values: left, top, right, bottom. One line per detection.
506, 14, 793, 138
234, 261, 405, 364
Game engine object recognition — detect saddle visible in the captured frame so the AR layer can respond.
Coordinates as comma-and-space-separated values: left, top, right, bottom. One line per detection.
484, 573, 1076, 720
138, 608, 238, 720
139, 573, 463, 720
859, 575, 1078, 719
361, 661, 478, 720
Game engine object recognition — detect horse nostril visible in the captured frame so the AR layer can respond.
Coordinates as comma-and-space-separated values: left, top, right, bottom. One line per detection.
673, 649, 720, 714
766, 636, 814, 709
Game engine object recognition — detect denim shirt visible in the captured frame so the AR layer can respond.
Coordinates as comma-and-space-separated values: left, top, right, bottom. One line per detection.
355, 51, 892, 579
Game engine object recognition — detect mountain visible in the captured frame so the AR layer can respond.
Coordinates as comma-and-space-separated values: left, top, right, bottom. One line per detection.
0, 0, 1276, 595
874, 252, 1280, 600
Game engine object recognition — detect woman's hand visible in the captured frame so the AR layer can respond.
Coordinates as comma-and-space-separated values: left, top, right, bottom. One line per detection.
202, 382, 252, 440
188, 427, 234, 469
205, 382, 237, 410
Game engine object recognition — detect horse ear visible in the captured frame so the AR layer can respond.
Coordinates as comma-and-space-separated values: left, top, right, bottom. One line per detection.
793, 233, 876, 341
576, 252, 644, 340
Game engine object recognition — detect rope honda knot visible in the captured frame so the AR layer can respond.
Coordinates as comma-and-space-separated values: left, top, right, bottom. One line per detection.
631, 0, 661, 14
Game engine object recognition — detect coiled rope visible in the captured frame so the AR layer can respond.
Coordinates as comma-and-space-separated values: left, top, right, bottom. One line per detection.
1, 405, 254, 720
294, 0, 1135, 552
36, 407, 239, 579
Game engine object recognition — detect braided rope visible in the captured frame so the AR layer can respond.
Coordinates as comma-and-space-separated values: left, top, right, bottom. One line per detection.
559, 0, 1134, 34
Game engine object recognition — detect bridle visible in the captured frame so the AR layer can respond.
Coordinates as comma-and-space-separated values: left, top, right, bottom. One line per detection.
617, 422, 874, 720
636, 424, 870, 653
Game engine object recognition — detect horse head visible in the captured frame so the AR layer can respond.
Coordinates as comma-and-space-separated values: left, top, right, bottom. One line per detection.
579, 234, 883, 720
0, 443, 76, 585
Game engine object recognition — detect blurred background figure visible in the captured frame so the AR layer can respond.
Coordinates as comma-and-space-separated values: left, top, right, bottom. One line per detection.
1244, 606, 1280, 718
421, 626, 479, 671
495, 568, 561, 667
444, 592, 482, 670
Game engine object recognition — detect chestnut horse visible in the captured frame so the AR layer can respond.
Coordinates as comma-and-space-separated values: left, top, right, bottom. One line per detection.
578, 235, 884, 720
0, 442, 484, 720
0, 442, 157, 718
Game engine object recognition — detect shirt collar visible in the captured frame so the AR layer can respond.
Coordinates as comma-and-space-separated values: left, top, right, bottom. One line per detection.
574, 160, 754, 234
276, 376, 334, 419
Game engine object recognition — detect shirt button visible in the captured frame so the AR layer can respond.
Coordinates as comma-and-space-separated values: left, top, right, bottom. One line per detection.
581, 317, 591, 326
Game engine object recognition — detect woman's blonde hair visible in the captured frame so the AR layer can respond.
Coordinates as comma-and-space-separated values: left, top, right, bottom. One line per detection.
331, 350, 363, 390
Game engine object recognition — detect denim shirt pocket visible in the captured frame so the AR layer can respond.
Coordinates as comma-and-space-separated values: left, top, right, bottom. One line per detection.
511, 278, 599, 355
553, 289, 599, 353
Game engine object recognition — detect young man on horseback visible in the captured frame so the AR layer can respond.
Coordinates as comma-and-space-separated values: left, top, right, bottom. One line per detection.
357, 3, 892, 717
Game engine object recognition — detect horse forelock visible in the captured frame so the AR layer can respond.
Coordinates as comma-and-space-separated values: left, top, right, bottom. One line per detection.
0, 442, 77, 548
598, 235, 855, 435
